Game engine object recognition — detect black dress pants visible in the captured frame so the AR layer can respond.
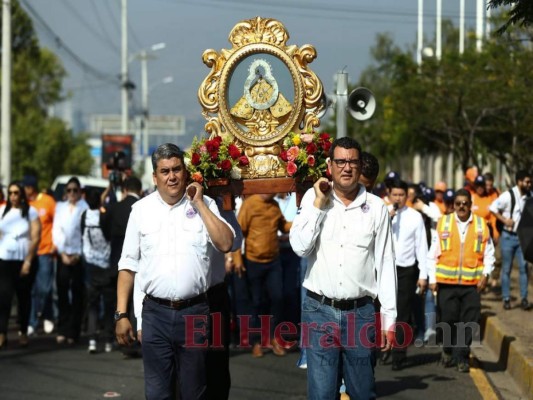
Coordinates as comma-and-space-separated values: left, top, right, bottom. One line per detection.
0, 260, 22, 334
56, 258, 84, 340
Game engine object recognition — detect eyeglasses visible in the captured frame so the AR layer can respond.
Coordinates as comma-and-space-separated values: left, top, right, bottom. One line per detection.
454, 200, 470, 207
66, 188, 79, 193
331, 159, 361, 169
8, 190, 20, 195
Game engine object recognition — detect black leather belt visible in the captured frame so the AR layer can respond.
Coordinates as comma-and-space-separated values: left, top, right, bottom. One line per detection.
307, 290, 372, 311
146, 293, 207, 310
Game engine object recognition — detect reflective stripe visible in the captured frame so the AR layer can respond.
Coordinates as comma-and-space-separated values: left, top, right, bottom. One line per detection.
440, 214, 452, 251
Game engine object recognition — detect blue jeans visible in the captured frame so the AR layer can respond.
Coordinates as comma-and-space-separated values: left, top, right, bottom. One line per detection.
29, 254, 56, 328
302, 295, 376, 400
500, 231, 529, 300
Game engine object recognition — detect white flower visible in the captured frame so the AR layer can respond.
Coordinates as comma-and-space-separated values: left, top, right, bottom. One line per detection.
230, 166, 242, 180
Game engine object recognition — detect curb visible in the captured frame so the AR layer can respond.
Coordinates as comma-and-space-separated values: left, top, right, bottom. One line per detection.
481, 313, 533, 399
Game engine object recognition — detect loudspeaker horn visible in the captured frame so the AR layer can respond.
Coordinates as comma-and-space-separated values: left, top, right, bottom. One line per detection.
348, 87, 376, 121
315, 92, 335, 119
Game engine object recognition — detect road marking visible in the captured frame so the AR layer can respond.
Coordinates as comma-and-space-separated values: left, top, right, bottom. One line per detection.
470, 361, 499, 400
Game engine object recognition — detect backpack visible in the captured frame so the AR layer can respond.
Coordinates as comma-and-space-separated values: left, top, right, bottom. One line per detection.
81, 210, 111, 266
495, 189, 515, 234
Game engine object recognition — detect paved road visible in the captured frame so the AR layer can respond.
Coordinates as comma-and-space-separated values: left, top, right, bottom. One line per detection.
0, 332, 495, 400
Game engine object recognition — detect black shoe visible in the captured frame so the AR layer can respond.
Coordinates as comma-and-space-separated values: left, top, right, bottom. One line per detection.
521, 298, 530, 311
503, 299, 511, 310
457, 361, 470, 373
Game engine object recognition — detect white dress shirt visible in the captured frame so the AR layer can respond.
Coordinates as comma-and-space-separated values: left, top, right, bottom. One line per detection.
290, 184, 397, 331
133, 196, 243, 330
489, 186, 530, 232
52, 199, 89, 255
389, 205, 428, 279
427, 212, 495, 284
119, 191, 235, 303
0, 206, 39, 261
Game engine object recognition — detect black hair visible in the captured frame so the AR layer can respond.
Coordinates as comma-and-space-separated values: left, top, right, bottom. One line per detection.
66, 176, 81, 189
85, 188, 101, 210
454, 188, 472, 202
123, 176, 142, 194
328, 137, 362, 159
483, 172, 494, 181
389, 179, 408, 193
2, 181, 30, 219
360, 151, 379, 181
151, 143, 185, 172
516, 170, 531, 183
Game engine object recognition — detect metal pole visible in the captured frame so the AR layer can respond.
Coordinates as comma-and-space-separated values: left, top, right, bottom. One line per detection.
335, 72, 348, 138
459, 0, 465, 54
417, 0, 423, 66
121, 0, 128, 134
1, 0, 12, 185
476, 0, 483, 52
436, 0, 442, 60
486, 0, 491, 39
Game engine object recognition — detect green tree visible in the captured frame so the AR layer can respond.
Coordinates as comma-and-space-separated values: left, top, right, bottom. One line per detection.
1, 0, 93, 188
489, 0, 533, 34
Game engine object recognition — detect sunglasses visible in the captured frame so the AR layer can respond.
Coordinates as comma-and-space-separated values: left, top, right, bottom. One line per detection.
8, 190, 20, 195
66, 187, 79, 193
454, 200, 470, 207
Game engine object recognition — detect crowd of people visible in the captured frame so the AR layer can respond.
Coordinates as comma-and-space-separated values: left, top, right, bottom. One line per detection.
0, 139, 531, 400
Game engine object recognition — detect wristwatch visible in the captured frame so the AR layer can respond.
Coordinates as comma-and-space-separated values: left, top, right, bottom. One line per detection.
114, 311, 129, 322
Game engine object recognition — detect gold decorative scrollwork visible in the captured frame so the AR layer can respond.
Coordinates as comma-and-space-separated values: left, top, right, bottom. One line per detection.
197, 16, 325, 178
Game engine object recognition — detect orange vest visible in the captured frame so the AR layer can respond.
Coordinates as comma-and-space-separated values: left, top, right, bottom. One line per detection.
436, 213, 489, 285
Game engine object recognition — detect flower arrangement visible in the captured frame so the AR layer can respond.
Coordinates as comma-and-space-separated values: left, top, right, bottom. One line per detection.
186, 135, 249, 187
281, 131, 333, 182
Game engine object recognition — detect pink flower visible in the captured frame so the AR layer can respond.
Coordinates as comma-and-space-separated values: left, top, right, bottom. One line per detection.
191, 172, 204, 183
200, 145, 207, 153
286, 161, 298, 176
301, 134, 314, 143
287, 146, 300, 162
307, 155, 316, 167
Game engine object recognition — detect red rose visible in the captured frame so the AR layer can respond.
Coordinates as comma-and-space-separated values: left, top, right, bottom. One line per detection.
306, 143, 318, 155
205, 139, 220, 153
319, 133, 330, 141
210, 151, 218, 161
191, 153, 201, 166
219, 159, 232, 171
213, 136, 223, 144
228, 144, 241, 160
321, 140, 332, 153
238, 156, 249, 166
287, 161, 298, 176
280, 150, 288, 162
307, 155, 316, 167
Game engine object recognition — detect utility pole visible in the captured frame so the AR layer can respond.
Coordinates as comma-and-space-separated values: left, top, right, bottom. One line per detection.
459, 0, 465, 54
417, 0, 423, 66
436, 0, 442, 60
335, 71, 348, 138
121, 0, 128, 134
476, 0, 484, 52
1, 0, 12, 184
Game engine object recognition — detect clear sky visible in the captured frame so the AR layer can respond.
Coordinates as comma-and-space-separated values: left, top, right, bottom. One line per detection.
23, 0, 486, 129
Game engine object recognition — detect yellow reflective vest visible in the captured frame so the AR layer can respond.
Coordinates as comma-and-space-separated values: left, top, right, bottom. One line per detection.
436, 213, 489, 285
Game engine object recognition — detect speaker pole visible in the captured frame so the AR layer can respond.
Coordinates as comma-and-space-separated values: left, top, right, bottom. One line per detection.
335, 71, 348, 138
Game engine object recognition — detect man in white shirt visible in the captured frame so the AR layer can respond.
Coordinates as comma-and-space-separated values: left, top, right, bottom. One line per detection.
388, 179, 428, 370
489, 169, 532, 310
115, 143, 235, 400
290, 137, 396, 400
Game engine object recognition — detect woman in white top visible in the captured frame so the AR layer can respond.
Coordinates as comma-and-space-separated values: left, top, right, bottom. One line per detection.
0, 181, 41, 349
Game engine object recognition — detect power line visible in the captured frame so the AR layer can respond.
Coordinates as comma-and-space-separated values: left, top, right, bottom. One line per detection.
89, 0, 121, 53
21, 0, 119, 85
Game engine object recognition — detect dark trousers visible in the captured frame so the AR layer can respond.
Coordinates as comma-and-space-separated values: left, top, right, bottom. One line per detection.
206, 282, 231, 400
85, 262, 116, 342
245, 257, 284, 345
437, 284, 481, 363
56, 258, 84, 340
392, 264, 419, 361
0, 260, 22, 334
142, 297, 209, 400
280, 247, 301, 328
226, 270, 251, 346
16, 258, 37, 334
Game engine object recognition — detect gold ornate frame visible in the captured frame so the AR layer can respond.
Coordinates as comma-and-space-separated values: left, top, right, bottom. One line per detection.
198, 17, 325, 178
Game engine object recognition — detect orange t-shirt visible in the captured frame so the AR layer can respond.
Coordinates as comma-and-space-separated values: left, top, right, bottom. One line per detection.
471, 192, 498, 241
29, 192, 56, 255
